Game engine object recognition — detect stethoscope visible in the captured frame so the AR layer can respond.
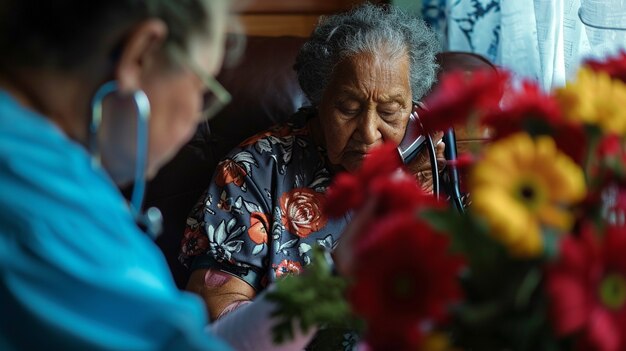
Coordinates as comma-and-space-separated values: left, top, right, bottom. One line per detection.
90, 81, 163, 239
397, 102, 465, 214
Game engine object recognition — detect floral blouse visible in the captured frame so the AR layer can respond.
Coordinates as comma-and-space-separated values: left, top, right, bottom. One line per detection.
179, 109, 350, 292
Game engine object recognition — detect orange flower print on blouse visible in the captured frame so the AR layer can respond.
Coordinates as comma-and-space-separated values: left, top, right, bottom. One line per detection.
215, 159, 247, 187
248, 212, 270, 245
280, 188, 328, 238
274, 259, 303, 278
180, 226, 209, 257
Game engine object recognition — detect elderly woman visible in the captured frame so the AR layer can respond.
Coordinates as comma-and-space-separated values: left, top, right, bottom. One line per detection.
0, 0, 247, 349
181, 3, 440, 350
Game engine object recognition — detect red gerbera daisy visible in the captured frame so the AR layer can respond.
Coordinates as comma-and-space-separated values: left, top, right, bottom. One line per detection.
482, 80, 563, 138
357, 142, 404, 184
585, 50, 626, 83
369, 173, 441, 218
546, 223, 626, 351
597, 134, 623, 159
323, 172, 365, 218
324, 141, 441, 218
480, 79, 587, 164
418, 69, 508, 135
586, 135, 626, 186
325, 142, 405, 217
348, 213, 464, 350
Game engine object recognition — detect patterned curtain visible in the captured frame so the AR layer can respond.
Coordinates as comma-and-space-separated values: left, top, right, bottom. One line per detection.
422, 0, 500, 65
421, 0, 449, 49
420, 0, 626, 90
579, 0, 626, 58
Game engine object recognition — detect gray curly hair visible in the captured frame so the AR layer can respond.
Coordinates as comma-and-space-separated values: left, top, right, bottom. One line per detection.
295, 3, 440, 106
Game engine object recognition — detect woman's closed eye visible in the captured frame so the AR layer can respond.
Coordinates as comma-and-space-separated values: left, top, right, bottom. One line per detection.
377, 103, 402, 120
337, 102, 362, 117
377, 109, 400, 119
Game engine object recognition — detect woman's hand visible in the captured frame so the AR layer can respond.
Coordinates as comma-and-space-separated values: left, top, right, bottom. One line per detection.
186, 268, 256, 321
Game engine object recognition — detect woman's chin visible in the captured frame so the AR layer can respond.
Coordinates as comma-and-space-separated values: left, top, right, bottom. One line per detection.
341, 154, 366, 173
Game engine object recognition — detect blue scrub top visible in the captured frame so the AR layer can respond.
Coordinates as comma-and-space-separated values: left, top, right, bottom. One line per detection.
0, 90, 231, 351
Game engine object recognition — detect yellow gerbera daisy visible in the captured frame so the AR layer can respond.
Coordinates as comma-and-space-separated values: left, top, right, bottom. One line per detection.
470, 133, 586, 257
555, 67, 626, 135
420, 332, 460, 351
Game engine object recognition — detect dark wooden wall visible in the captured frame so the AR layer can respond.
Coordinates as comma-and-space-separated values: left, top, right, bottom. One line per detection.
235, 0, 387, 37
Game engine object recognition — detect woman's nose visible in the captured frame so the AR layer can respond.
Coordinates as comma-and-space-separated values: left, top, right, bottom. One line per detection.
357, 109, 382, 144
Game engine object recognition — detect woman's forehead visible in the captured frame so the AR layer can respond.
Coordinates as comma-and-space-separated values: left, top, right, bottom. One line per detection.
330, 52, 411, 89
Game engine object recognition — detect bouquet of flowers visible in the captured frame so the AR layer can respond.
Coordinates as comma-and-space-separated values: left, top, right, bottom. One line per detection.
269, 51, 626, 351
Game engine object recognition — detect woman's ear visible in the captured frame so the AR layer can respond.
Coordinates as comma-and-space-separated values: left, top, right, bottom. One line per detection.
115, 19, 168, 93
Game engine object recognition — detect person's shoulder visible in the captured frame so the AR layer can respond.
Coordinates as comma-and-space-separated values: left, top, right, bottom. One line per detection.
211, 107, 323, 190
0, 93, 130, 234
240, 107, 314, 145
0, 91, 77, 160
0, 114, 98, 190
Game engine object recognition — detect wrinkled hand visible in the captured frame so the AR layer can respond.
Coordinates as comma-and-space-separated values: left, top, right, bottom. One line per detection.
406, 132, 446, 194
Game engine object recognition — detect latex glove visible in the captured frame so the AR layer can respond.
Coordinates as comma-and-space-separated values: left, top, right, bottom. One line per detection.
210, 288, 316, 351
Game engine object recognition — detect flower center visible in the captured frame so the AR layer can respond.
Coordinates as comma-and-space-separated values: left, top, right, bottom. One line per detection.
514, 178, 545, 211
393, 274, 415, 300
520, 185, 535, 200
599, 273, 626, 310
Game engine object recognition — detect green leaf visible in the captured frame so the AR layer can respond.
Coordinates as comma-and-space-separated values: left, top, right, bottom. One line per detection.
424, 209, 507, 269
456, 300, 505, 326
524, 118, 556, 138
419, 206, 461, 234
266, 246, 355, 344
513, 267, 542, 309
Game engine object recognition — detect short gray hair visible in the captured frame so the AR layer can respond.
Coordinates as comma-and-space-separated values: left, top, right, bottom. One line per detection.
295, 3, 440, 106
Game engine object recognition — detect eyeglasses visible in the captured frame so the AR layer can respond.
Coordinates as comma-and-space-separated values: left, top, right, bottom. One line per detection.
169, 47, 232, 121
